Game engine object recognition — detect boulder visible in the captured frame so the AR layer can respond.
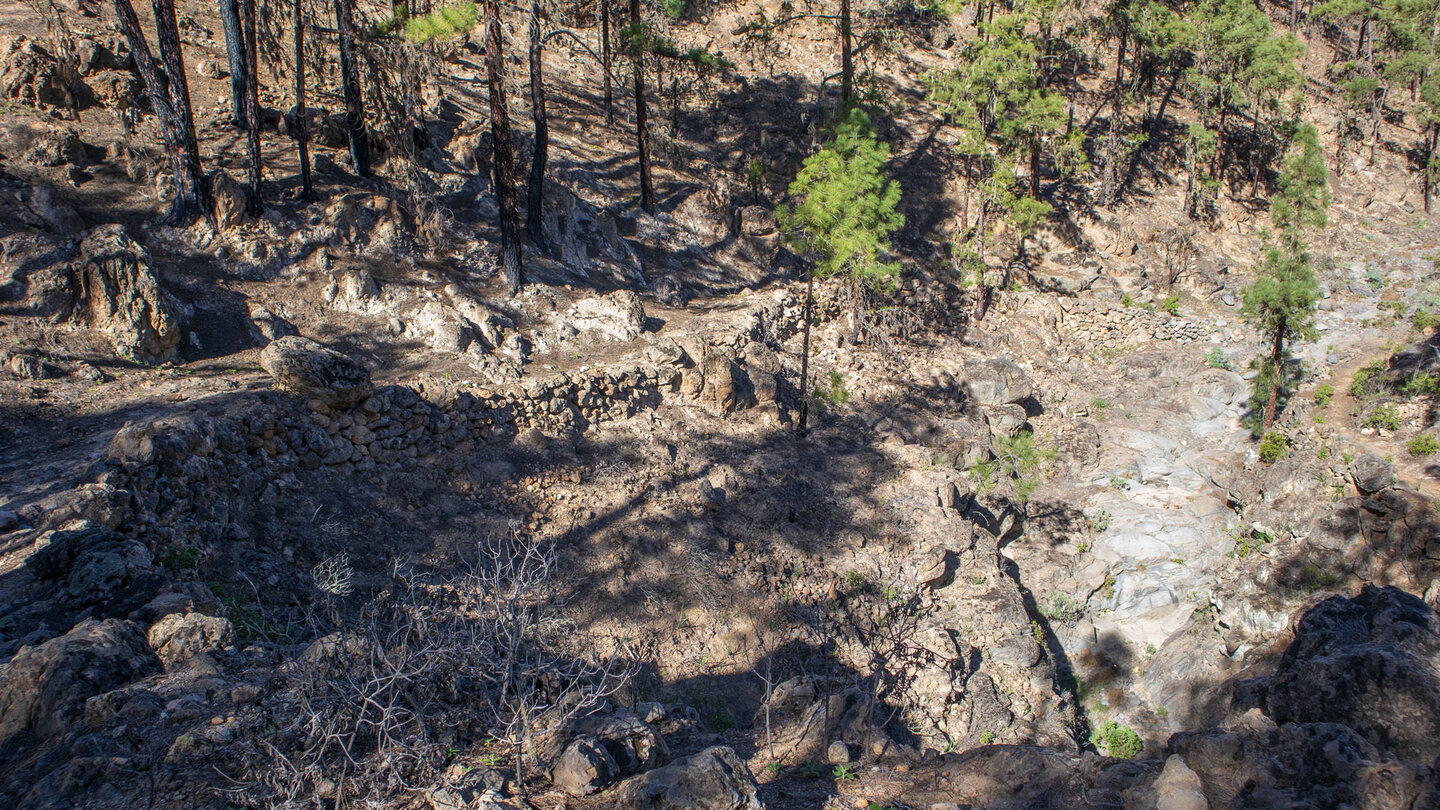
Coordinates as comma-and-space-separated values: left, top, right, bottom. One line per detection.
984, 404, 1028, 438
964, 359, 1034, 406
0, 618, 159, 743
72, 225, 186, 363
568, 290, 646, 342
146, 613, 233, 669
260, 336, 373, 408
540, 183, 643, 278
1244, 585, 1440, 762
247, 301, 297, 343
616, 746, 762, 810
1351, 454, 1394, 494
0, 37, 88, 109
551, 736, 619, 795
22, 184, 83, 233
755, 677, 893, 766
698, 348, 741, 414
209, 170, 248, 230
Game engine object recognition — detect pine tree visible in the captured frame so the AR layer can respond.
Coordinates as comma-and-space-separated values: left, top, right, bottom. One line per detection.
1242, 123, 1328, 430
779, 108, 904, 435
779, 108, 904, 286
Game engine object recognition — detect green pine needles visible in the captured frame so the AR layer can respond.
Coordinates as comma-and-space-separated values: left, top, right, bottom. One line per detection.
401, 2, 480, 44
779, 108, 905, 289
1242, 122, 1328, 430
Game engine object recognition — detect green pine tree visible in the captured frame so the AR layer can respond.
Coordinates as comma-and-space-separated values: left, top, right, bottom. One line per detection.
1241, 123, 1328, 430
779, 107, 904, 436
778, 108, 905, 288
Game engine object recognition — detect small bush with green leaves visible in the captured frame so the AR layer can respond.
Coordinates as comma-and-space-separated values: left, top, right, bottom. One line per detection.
1413, 310, 1440, 332
813, 371, 851, 408
1362, 404, 1402, 431
1091, 720, 1142, 759
662, 0, 686, 18
1205, 347, 1231, 369
1408, 434, 1439, 456
1121, 293, 1135, 307
1040, 592, 1083, 622
1314, 383, 1335, 407
1161, 295, 1180, 316
1349, 360, 1388, 398
1258, 431, 1287, 464
401, 2, 479, 43
833, 762, 857, 783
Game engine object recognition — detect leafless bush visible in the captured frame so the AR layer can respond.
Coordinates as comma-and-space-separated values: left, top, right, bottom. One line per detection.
234, 529, 633, 807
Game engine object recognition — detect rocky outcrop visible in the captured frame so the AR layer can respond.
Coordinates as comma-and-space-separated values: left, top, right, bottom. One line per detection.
72, 225, 186, 363
260, 336, 373, 408
0, 618, 159, 743
146, 613, 233, 670
1241, 585, 1440, 762
964, 359, 1034, 406
566, 290, 647, 342
614, 746, 762, 810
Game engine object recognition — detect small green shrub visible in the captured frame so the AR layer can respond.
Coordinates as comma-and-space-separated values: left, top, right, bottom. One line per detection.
401, 2, 479, 43
1156, 706, 1169, 718
1108, 473, 1129, 490
1120, 293, 1135, 307
1408, 434, 1439, 456
1403, 372, 1440, 397
1349, 360, 1387, 398
1091, 720, 1142, 759
1090, 397, 1109, 412
814, 371, 851, 407
1258, 431, 1287, 464
1204, 347, 1231, 369
159, 545, 199, 571
980, 729, 995, 745
1039, 592, 1083, 622
1314, 383, 1335, 407
662, 0, 686, 18
1362, 404, 1402, 431
1161, 295, 1180, 316
832, 762, 857, 783
1413, 310, 1440, 332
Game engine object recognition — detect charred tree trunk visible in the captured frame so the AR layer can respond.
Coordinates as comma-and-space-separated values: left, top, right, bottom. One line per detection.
113, 0, 211, 224
526, 0, 550, 252
335, 0, 372, 177
487, 0, 523, 293
294, 0, 312, 200
840, 0, 853, 110
1263, 320, 1285, 429
796, 270, 815, 438
1425, 123, 1437, 213
241, 0, 263, 216
629, 0, 653, 211
601, 0, 613, 125
219, 0, 249, 129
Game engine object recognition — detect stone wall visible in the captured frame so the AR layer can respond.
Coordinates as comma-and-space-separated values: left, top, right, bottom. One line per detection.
17, 289, 809, 544
1057, 297, 1209, 351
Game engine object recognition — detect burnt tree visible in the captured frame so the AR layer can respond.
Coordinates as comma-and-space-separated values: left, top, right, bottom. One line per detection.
294, 0, 313, 200
526, 0, 550, 252
601, 0, 613, 125
335, 0, 372, 177
242, 0, 264, 215
629, 0, 653, 211
219, 0, 250, 129
486, 0, 524, 293
112, 0, 211, 224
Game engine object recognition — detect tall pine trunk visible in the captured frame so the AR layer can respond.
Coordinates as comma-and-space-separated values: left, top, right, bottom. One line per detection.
797, 270, 815, 438
294, 0, 312, 200
840, 0, 853, 110
630, 0, 653, 211
1263, 320, 1284, 429
113, 0, 211, 224
335, 0, 372, 177
526, 0, 550, 251
487, 0, 524, 293
601, 0, 613, 125
1425, 123, 1437, 213
242, 0, 263, 216
219, 0, 249, 129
